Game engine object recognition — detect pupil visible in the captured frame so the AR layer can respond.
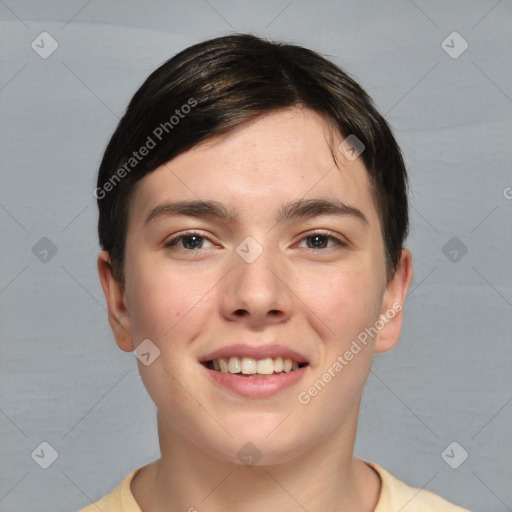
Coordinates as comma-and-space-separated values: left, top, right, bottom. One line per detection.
309, 234, 327, 249
185, 235, 202, 249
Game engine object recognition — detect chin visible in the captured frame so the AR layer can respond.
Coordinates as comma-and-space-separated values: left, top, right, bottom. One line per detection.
197, 421, 312, 467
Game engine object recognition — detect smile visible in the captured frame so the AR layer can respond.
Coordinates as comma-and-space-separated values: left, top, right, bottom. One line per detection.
199, 344, 310, 397
203, 356, 308, 377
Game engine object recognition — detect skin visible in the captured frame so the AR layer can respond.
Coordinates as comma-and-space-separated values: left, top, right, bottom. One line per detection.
98, 107, 413, 512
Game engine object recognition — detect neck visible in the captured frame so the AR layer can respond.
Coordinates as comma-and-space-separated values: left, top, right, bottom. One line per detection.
131, 404, 381, 512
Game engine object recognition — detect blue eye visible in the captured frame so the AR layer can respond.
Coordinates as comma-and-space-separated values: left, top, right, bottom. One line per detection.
299, 231, 347, 250
164, 230, 347, 253
306, 234, 330, 249
164, 232, 214, 250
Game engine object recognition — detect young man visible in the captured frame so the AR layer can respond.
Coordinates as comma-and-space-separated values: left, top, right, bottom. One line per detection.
83, 34, 469, 511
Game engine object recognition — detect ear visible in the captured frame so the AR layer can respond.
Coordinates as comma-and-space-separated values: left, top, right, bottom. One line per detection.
374, 248, 413, 353
97, 251, 134, 352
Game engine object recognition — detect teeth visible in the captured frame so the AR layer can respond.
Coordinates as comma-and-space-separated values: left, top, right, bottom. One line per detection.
241, 357, 257, 374
210, 356, 305, 375
256, 358, 274, 375
218, 357, 228, 373
228, 356, 241, 373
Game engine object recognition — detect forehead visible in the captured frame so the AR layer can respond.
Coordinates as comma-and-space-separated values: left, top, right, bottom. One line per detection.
129, 108, 379, 228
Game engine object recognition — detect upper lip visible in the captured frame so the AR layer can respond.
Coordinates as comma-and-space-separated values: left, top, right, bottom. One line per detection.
200, 344, 309, 363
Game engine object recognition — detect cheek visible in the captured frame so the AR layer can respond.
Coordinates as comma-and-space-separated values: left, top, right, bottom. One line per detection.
292, 268, 380, 439
299, 264, 383, 340
124, 257, 181, 343
125, 257, 219, 345
126, 264, 215, 405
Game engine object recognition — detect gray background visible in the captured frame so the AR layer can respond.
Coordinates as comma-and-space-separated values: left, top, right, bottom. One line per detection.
0, 1, 511, 511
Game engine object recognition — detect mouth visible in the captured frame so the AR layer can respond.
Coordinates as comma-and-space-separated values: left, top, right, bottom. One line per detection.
199, 344, 310, 397
202, 356, 309, 378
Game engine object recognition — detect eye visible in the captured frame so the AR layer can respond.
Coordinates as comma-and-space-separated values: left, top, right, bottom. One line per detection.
297, 231, 348, 250
164, 231, 216, 251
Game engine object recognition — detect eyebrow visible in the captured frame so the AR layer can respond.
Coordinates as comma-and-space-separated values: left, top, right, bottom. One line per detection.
145, 199, 237, 225
278, 198, 368, 226
144, 198, 369, 227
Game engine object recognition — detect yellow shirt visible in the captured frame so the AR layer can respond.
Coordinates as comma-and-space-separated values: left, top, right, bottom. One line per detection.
79, 462, 470, 511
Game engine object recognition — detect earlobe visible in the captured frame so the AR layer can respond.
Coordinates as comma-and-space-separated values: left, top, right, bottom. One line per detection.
97, 251, 134, 352
374, 248, 413, 353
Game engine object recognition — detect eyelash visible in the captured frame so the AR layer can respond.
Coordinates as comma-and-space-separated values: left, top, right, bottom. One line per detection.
163, 230, 348, 251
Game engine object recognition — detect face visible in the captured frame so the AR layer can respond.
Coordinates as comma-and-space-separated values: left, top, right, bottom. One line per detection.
99, 108, 411, 465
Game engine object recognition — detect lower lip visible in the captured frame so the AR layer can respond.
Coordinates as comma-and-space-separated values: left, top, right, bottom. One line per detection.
203, 365, 308, 398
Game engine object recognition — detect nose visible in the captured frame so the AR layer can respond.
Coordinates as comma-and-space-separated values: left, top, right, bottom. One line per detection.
220, 244, 293, 327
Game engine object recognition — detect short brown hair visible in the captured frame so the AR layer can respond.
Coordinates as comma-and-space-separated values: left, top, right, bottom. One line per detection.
96, 33, 409, 284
